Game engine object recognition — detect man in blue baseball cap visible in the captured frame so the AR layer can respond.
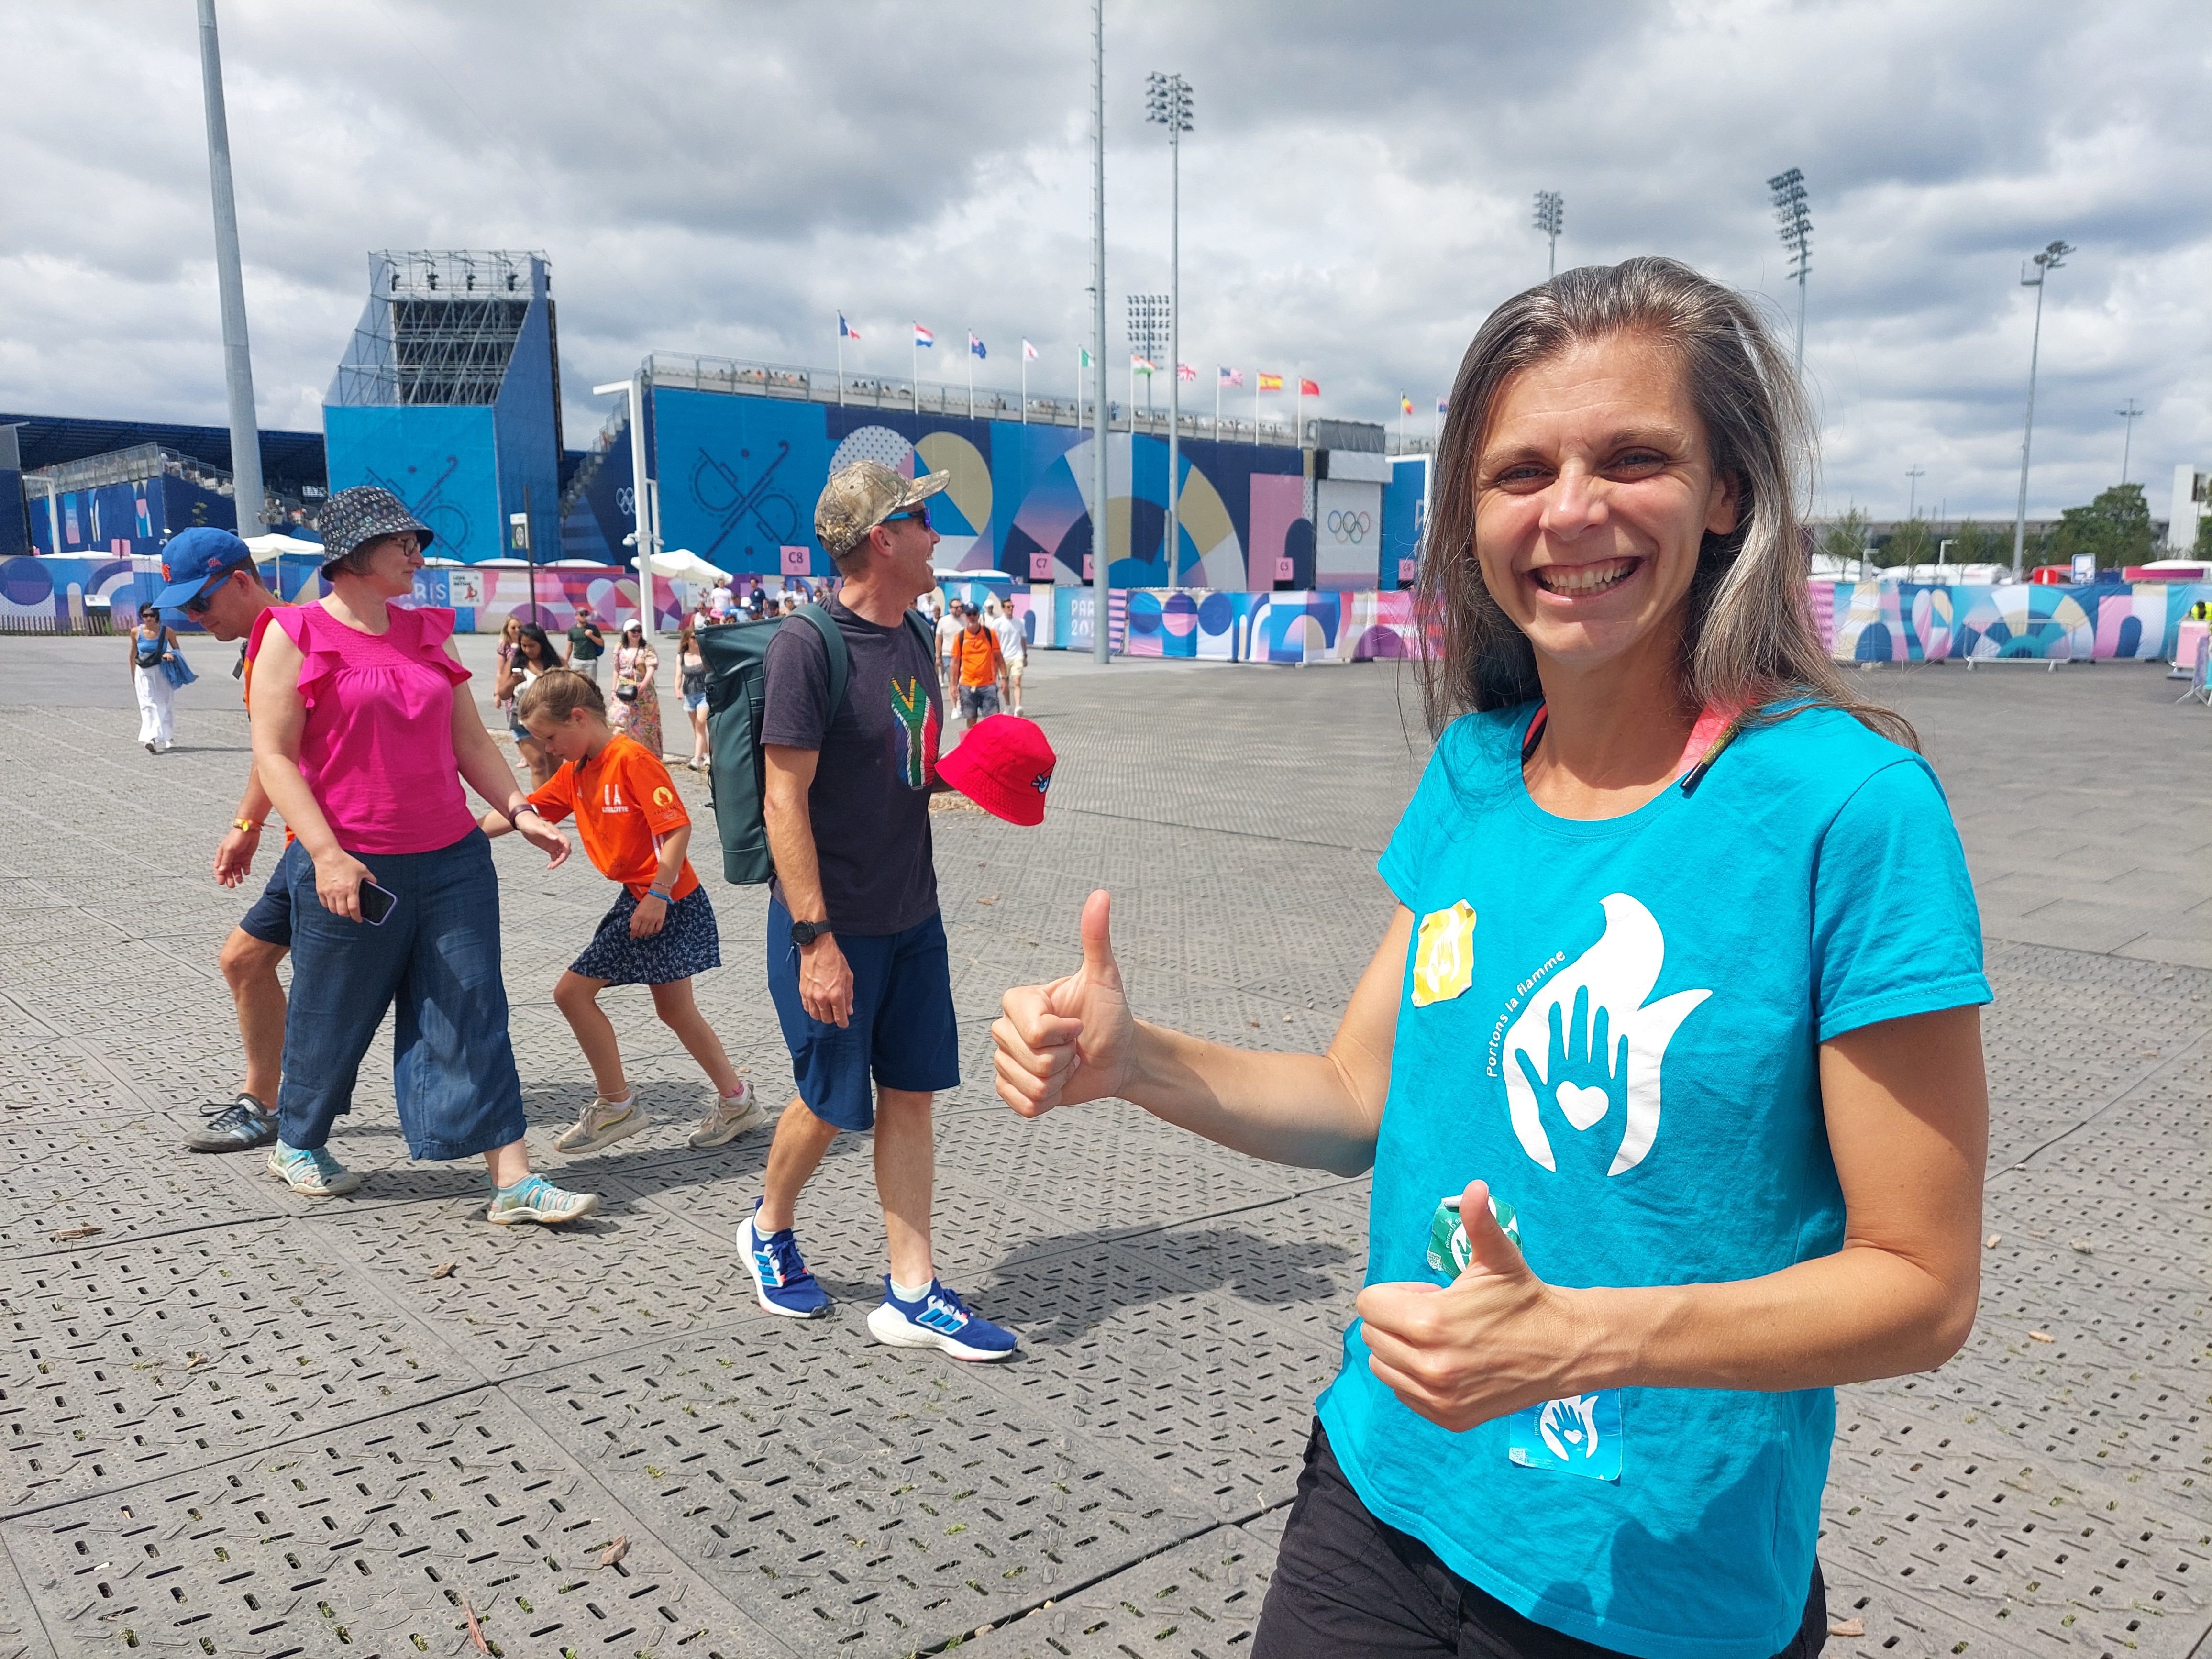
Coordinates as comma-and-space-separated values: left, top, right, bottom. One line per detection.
152, 527, 301, 1154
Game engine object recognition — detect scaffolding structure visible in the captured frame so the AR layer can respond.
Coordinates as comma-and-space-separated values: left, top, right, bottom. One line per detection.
329, 251, 553, 409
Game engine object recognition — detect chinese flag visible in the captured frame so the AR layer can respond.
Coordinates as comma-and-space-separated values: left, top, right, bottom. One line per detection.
1257, 373, 1283, 392
1300, 377, 1321, 398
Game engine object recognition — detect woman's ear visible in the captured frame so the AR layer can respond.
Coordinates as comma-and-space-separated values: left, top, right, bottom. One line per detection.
1706, 471, 1744, 538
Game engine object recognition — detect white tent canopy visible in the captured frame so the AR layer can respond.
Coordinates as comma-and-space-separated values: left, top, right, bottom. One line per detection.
648, 548, 733, 584
244, 532, 324, 560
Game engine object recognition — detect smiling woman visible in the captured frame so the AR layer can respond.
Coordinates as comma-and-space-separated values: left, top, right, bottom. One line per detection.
992, 258, 1993, 1659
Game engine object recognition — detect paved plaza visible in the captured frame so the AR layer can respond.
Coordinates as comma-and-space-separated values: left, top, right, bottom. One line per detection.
0, 635, 2207, 1659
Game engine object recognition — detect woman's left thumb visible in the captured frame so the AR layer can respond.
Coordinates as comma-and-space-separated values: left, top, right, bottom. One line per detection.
1452, 1180, 1526, 1280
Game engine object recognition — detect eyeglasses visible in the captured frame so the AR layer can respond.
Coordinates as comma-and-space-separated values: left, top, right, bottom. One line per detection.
182, 568, 236, 616
883, 505, 932, 531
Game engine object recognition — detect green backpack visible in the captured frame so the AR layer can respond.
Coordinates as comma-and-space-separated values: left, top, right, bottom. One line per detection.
697, 603, 934, 885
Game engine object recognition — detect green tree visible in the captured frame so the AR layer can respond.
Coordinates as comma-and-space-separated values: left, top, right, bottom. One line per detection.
2193, 511, 2212, 560
1883, 518, 1934, 568
1819, 508, 1870, 570
2049, 483, 2155, 571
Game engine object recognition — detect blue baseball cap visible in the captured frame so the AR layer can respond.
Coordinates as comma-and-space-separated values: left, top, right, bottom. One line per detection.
149, 527, 255, 609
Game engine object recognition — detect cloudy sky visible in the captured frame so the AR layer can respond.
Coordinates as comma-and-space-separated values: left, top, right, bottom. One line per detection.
4, 0, 2208, 524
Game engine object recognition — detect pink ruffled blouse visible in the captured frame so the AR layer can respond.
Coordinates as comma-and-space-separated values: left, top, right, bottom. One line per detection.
272, 604, 480, 854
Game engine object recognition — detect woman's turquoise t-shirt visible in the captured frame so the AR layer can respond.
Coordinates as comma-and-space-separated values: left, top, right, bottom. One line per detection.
1316, 702, 1990, 1659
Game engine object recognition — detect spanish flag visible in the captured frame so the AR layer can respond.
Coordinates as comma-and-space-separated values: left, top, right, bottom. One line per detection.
1258, 372, 1283, 392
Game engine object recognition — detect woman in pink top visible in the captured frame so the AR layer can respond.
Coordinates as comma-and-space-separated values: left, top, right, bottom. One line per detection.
251, 486, 595, 1225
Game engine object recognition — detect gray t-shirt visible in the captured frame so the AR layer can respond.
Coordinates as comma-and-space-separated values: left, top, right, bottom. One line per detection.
760, 598, 941, 935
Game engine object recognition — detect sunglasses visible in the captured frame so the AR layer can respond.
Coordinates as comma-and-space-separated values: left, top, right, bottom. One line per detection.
883, 504, 932, 530
182, 568, 236, 616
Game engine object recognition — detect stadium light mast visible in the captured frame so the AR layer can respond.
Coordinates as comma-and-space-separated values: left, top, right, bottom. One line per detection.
1767, 167, 1812, 371
1532, 190, 1563, 279
1146, 71, 1194, 589
1090, 0, 1110, 663
195, 0, 265, 537
2010, 239, 2073, 577
2116, 397, 2142, 486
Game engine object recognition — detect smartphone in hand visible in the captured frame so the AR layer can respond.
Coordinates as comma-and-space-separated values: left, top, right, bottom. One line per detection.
359, 881, 398, 926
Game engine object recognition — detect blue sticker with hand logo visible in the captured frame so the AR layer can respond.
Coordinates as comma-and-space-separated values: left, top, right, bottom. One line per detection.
1509, 1391, 1623, 1482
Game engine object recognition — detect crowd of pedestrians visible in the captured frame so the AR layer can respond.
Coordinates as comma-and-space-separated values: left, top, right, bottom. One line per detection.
153, 256, 1994, 1657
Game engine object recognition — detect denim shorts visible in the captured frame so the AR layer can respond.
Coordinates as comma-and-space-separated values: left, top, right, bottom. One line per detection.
682, 688, 708, 712
765, 896, 959, 1131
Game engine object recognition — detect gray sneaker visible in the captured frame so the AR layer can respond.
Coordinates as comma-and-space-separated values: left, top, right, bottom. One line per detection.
188, 1093, 279, 1153
689, 1082, 766, 1148
486, 1174, 599, 1227
553, 1095, 650, 1155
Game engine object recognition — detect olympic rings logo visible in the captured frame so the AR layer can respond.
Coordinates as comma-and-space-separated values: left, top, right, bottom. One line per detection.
1326, 509, 1373, 543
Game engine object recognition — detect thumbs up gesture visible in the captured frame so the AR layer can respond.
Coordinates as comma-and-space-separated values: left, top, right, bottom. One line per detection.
1354, 1180, 1590, 1433
994, 889, 1136, 1117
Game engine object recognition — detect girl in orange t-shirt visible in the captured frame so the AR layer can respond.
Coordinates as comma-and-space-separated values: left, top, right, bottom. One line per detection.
483, 668, 765, 1155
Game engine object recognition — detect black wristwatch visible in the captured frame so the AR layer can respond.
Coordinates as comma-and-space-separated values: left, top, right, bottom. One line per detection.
790, 918, 831, 947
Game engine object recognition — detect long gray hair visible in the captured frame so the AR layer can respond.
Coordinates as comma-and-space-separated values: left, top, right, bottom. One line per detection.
1416, 256, 1911, 747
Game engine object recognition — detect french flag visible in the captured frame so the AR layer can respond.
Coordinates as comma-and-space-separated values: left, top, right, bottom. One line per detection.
914, 322, 935, 348
839, 313, 861, 341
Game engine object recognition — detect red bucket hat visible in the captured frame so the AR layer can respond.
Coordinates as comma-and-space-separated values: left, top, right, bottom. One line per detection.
936, 715, 1056, 826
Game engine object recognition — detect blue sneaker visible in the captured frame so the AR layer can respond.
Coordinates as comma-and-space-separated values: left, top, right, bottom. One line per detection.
865, 1277, 1018, 1362
736, 1200, 831, 1319
264, 1140, 363, 1197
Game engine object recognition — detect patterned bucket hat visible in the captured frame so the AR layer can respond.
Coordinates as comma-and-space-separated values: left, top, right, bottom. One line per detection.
317, 485, 434, 566
814, 460, 949, 558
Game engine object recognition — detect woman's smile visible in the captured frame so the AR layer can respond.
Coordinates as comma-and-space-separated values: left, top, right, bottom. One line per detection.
1528, 556, 1645, 598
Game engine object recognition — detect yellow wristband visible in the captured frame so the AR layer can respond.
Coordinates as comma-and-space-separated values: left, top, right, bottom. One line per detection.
234, 818, 262, 834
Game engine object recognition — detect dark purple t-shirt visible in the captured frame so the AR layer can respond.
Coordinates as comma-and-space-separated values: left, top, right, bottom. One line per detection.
760, 598, 942, 935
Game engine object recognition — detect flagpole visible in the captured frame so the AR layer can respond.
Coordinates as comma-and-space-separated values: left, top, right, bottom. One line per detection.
1021, 349, 1028, 424
967, 334, 974, 421
835, 318, 844, 407
1089, 0, 1109, 664
1253, 374, 1260, 446
912, 329, 919, 416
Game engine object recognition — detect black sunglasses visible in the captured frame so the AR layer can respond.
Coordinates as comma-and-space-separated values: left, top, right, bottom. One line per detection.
182, 568, 237, 616
883, 504, 932, 530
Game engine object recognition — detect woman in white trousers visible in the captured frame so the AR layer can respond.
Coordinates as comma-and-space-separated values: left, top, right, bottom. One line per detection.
129, 608, 178, 753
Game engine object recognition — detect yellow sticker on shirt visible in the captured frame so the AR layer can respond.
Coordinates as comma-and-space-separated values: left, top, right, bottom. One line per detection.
1412, 901, 1478, 1007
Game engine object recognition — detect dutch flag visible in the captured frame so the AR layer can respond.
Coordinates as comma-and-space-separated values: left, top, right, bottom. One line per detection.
914, 322, 935, 348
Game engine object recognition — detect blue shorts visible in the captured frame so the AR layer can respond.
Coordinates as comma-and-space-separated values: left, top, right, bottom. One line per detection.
236, 841, 300, 948
766, 896, 959, 1131
682, 688, 708, 712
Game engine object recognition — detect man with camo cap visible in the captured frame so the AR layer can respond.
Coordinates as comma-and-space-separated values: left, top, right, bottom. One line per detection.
733, 459, 1018, 1361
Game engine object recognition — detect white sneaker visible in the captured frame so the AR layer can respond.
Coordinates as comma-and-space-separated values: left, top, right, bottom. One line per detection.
553, 1095, 650, 1155
689, 1081, 767, 1148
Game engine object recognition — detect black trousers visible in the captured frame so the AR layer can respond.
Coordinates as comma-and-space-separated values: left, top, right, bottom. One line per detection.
1252, 1422, 1828, 1659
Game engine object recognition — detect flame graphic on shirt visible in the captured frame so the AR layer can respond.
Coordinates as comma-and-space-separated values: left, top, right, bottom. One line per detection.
1502, 893, 1710, 1176
1412, 900, 1477, 1007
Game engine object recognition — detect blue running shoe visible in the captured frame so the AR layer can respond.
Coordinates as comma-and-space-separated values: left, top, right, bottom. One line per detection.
188, 1092, 278, 1153
736, 1200, 830, 1319
865, 1277, 1018, 1361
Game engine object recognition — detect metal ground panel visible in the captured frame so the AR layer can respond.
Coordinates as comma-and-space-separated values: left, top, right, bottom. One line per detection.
0, 1223, 472, 1517
507, 1332, 1211, 1659
0, 1390, 782, 1659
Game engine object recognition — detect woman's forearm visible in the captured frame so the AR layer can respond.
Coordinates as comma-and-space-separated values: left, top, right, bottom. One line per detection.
1573, 1238, 1975, 1396
1122, 1022, 1380, 1176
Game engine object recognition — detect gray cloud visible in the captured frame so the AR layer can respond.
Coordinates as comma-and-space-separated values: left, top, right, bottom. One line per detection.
3, 0, 2206, 524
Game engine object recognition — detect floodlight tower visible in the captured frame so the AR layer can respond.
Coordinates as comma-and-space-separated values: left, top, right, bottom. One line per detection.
1146, 73, 1194, 587
1767, 168, 1812, 371
196, 0, 265, 536
2010, 239, 2074, 577
1090, 0, 1108, 662
1532, 190, 1564, 279
2116, 397, 2142, 485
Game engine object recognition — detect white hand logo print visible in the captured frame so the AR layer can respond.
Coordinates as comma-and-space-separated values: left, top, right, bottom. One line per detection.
1504, 893, 1710, 1176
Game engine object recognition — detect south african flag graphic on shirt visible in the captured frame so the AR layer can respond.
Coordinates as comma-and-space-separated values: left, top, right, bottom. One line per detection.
889, 676, 940, 789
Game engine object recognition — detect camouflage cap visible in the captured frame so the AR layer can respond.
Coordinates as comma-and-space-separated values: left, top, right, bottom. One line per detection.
814, 460, 950, 558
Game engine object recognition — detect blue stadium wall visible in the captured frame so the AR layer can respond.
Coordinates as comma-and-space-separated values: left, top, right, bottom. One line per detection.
565, 391, 1316, 590
26, 470, 237, 558
324, 404, 501, 563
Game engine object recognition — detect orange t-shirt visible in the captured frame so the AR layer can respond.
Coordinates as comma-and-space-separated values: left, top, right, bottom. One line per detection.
242, 602, 289, 705
952, 625, 1003, 688
528, 733, 700, 900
